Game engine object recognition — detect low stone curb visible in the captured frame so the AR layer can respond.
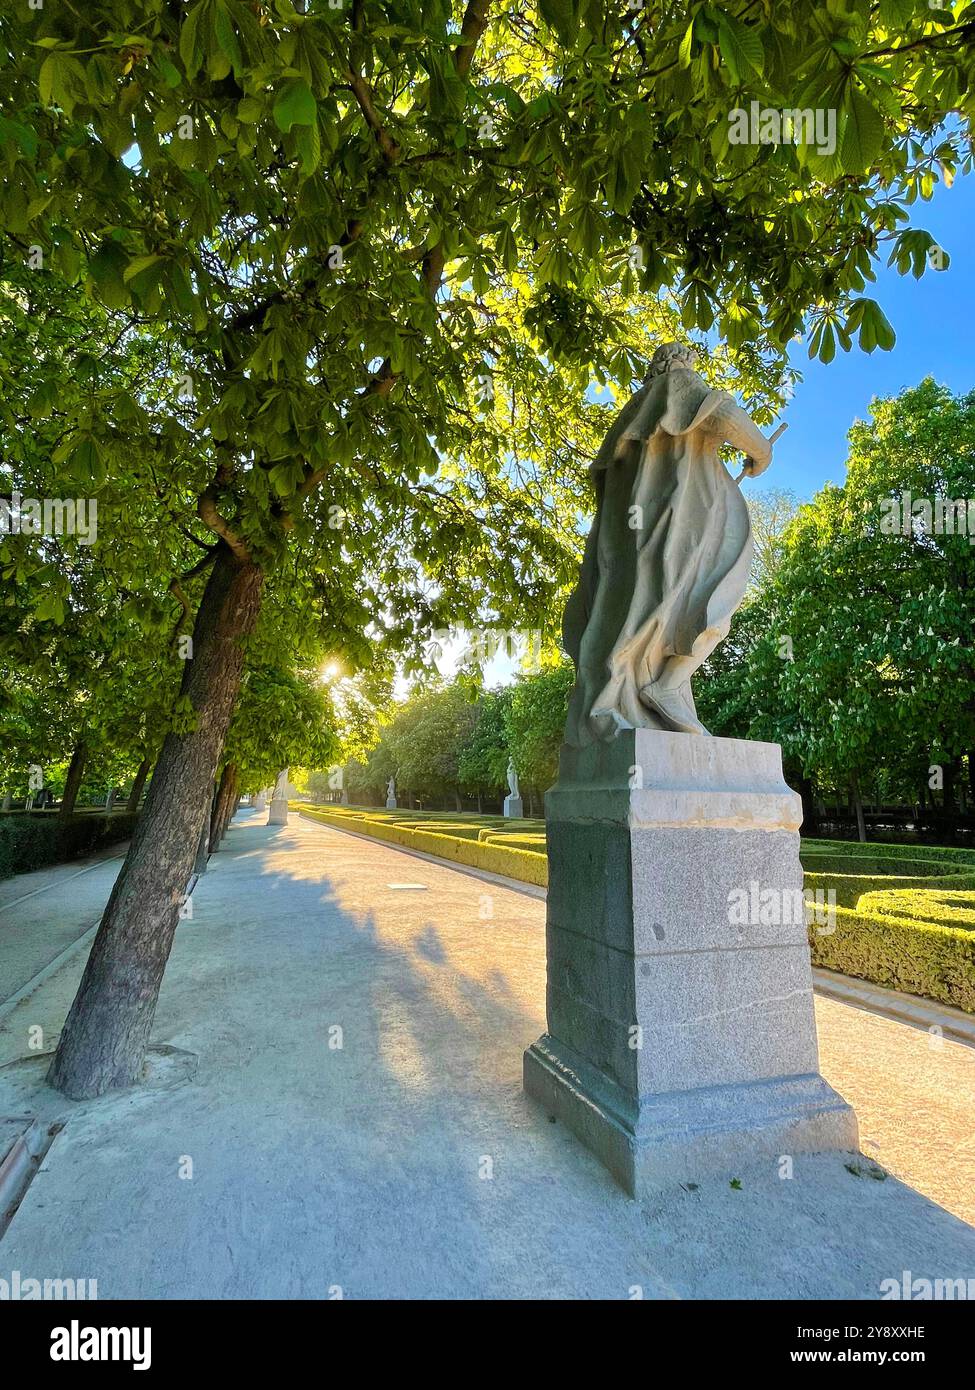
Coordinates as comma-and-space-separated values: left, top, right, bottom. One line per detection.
812, 968, 975, 1047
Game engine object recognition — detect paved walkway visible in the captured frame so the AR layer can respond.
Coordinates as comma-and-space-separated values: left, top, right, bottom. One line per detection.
0, 810, 973, 1299
0, 844, 126, 1016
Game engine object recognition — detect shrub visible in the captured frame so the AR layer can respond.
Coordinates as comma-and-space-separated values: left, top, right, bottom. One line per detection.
855, 889, 975, 931
297, 806, 548, 887
0, 812, 138, 882
799, 848, 975, 908
810, 904, 975, 1013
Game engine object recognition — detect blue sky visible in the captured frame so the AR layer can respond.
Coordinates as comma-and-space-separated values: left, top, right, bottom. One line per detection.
759, 172, 974, 502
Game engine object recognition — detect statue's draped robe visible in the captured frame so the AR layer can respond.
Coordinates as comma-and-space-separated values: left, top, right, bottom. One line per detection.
564, 368, 771, 744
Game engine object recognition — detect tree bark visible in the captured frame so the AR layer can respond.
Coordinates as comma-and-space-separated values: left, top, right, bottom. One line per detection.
943, 760, 957, 814
59, 740, 88, 818
851, 779, 867, 843
209, 761, 238, 852
796, 776, 818, 836
193, 800, 212, 877
125, 756, 152, 814
48, 547, 264, 1100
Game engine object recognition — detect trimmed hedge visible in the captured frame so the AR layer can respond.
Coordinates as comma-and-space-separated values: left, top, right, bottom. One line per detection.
799, 850, 975, 909
297, 806, 549, 886
810, 904, 975, 1014
480, 831, 547, 850
0, 812, 138, 882
856, 889, 975, 931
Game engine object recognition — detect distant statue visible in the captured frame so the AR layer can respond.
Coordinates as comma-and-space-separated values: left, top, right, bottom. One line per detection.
385, 776, 397, 810
503, 757, 523, 819
564, 341, 780, 743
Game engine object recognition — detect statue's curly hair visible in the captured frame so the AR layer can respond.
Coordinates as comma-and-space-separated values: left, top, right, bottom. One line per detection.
645, 341, 697, 378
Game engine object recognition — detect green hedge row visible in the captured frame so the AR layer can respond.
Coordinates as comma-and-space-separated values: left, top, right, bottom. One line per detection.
297, 806, 549, 887
810, 905, 975, 1014
856, 889, 975, 930
0, 812, 138, 882
799, 844, 975, 908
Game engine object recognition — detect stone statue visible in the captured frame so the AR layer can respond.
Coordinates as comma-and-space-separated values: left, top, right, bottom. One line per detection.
503, 758, 523, 819
385, 776, 397, 810
563, 341, 779, 744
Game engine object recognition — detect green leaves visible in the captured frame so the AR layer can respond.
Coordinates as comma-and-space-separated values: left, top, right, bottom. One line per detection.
840, 89, 885, 175
538, 0, 579, 47
272, 78, 317, 133
37, 49, 86, 112
715, 10, 764, 85
807, 299, 895, 362
844, 298, 895, 354
179, 1, 208, 79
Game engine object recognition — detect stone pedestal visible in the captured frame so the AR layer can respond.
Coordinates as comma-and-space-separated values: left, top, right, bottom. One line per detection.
268, 769, 290, 824
385, 795, 397, 809
252, 792, 267, 812
503, 794, 523, 818
523, 730, 857, 1198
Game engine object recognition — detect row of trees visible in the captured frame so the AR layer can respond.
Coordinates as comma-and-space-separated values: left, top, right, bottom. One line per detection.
1, 1, 969, 1099
307, 662, 574, 814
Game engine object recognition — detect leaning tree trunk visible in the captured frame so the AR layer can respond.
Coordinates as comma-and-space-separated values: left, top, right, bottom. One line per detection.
209, 761, 238, 852
125, 756, 152, 814
48, 547, 264, 1100
59, 740, 88, 818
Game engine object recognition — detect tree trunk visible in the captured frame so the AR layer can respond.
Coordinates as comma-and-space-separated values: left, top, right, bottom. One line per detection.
943, 760, 957, 814
125, 756, 152, 814
454, 790, 462, 812
796, 776, 818, 836
48, 547, 264, 1099
851, 779, 867, 843
193, 803, 211, 877
59, 740, 88, 818
209, 761, 238, 852
476, 791, 483, 813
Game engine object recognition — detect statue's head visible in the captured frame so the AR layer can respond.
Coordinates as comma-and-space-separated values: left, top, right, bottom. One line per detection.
645, 341, 697, 380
